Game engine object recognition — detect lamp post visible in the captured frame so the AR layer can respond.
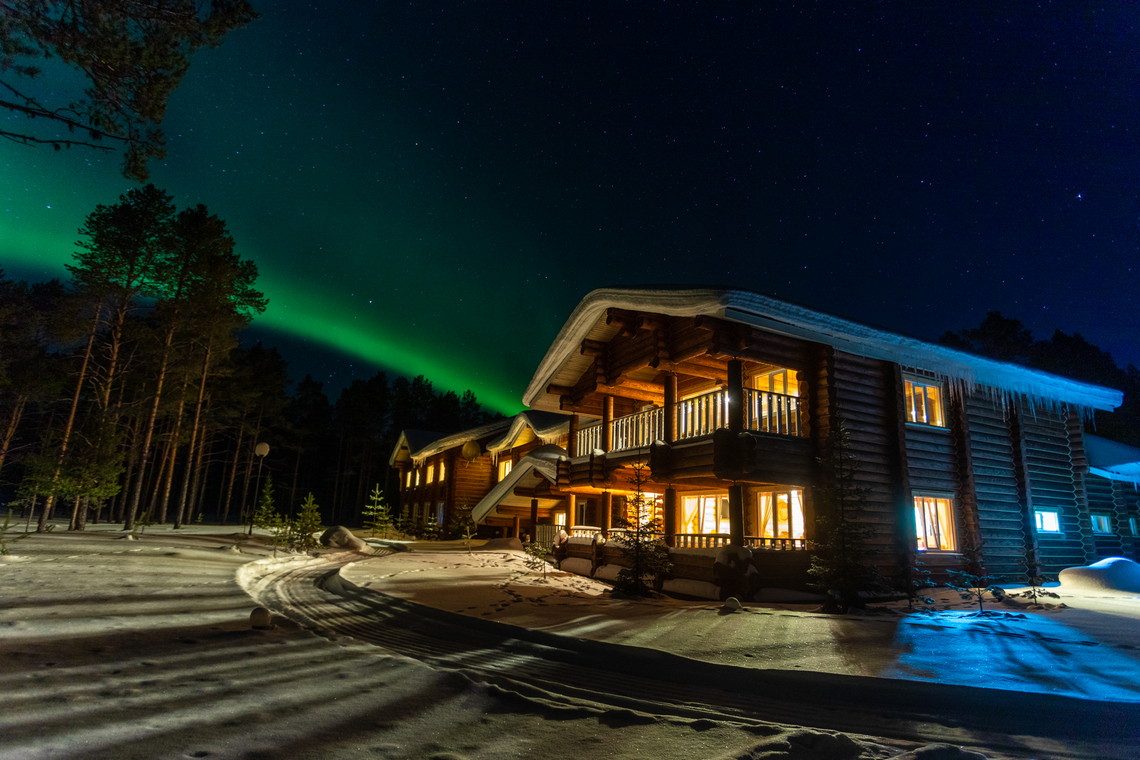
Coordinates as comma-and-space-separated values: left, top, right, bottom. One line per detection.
249, 441, 270, 535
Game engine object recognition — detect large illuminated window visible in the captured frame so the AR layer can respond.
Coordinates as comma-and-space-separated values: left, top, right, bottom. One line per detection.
624, 492, 662, 527
905, 378, 945, 427
914, 494, 956, 551
681, 492, 731, 535
753, 369, 799, 397
498, 459, 513, 481
1035, 509, 1061, 533
754, 490, 805, 540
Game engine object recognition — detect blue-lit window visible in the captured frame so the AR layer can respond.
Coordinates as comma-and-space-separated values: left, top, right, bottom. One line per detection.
1091, 514, 1112, 535
1035, 510, 1061, 533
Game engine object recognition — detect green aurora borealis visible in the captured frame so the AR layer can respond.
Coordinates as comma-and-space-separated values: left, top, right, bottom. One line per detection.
4, 2, 1138, 413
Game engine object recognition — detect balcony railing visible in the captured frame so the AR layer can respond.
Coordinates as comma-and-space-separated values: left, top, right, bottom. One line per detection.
676, 533, 808, 550
743, 388, 801, 437
747, 536, 807, 551
574, 388, 802, 455
611, 406, 663, 452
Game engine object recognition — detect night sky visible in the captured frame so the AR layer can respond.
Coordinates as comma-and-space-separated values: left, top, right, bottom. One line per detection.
3, 2, 1138, 414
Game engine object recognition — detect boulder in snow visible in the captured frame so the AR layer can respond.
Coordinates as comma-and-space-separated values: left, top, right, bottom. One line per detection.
1059, 556, 1140, 593
250, 607, 272, 629
319, 526, 367, 552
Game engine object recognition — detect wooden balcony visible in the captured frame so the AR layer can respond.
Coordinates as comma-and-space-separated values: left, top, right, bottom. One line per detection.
576, 388, 801, 454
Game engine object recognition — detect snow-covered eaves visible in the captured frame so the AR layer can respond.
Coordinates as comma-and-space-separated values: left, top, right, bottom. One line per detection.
1085, 434, 1140, 485
401, 419, 513, 467
388, 429, 444, 467
522, 287, 1123, 413
486, 410, 570, 455
471, 445, 566, 524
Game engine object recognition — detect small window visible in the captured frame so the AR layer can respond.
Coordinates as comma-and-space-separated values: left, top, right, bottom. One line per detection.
1091, 514, 1112, 535
405, 471, 412, 489
427, 464, 435, 484
905, 378, 945, 427
1130, 516, 1139, 537
914, 495, 956, 551
414, 469, 421, 487
1035, 510, 1061, 533
438, 461, 447, 482
436, 502, 445, 524
554, 511, 567, 528
498, 459, 513, 481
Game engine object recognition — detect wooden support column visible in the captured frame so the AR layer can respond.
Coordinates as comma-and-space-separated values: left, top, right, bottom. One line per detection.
727, 359, 744, 433
568, 414, 580, 458
664, 487, 677, 547
567, 494, 578, 526
601, 396, 614, 453
530, 497, 539, 540
664, 374, 678, 443
728, 484, 745, 547
600, 491, 612, 535
512, 515, 521, 539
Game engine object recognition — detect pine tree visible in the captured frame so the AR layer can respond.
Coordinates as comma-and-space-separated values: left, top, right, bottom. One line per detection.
613, 459, 672, 597
808, 420, 884, 612
290, 493, 322, 553
252, 474, 288, 556
361, 483, 392, 537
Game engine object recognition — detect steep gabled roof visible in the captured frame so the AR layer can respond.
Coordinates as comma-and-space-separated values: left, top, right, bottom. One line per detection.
471, 444, 566, 524
387, 420, 513, 467
486, 410, 570, 455
522, 287, 1123, 414
388, 429, 444, 466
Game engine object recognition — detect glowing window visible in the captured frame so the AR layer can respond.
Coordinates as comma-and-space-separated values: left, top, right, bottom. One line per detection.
1091, 514, 1112, 534
1130, 516, 1138, 537
438, 461, 446, 482
498, 459, 513, 481
681, 492, 731, 535
405, 471, 412, 489
414, 469, 420, 487
554, 511, 567, 528
905, 379, 945, 427
753, 369, 799, 397
625, 492, 662, 528
755, 490, 805, 540
427, 464, 435, 484
914, 495, 956, 551
1035, 510, 1061, 533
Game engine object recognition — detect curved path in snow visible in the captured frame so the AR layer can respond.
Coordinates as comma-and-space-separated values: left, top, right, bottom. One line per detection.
242, 553, 1139, 760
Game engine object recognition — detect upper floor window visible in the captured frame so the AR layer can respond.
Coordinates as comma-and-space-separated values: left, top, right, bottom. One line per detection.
498, 459, 513, 481
427, 464, 435, 484
753, 368, 799, 397
438, 461, 446, 483
414, 468, 421, 487
1130, 516, 1139, 537
905, 378, 945, 427
1091, 514, 1112, 535
914, 494, 956, 551
405, 470, 412, 489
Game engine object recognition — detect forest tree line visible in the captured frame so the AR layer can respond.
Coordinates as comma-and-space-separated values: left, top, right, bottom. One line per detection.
0, 186, 501, 532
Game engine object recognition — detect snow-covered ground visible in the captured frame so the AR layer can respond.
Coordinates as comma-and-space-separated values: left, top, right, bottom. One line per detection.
2, 525, 1137, 759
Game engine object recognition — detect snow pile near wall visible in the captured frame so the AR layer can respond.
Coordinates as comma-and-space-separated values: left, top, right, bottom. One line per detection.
1059, 557, 1140, 593
523, 287, 1122, 414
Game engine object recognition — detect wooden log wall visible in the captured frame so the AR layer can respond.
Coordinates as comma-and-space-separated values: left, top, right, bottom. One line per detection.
1085, 473, 1124, 560
965, 395, 1028, 580
1115, 482, 1140, 560
830, 350, 899, 560
1018, 404, 1089, 574
452, 454, 496, 512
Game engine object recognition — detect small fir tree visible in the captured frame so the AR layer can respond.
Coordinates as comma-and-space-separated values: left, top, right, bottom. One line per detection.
613, 459, 672, 597
524, 540, 551, 579
1022, 547, 1057, 606
253, 474, 288, 556
289, 493, 323, 552
808, 420, 884, 612
895, 548, 935, 611
361, 484, 392, 537
945, 534, 1004, 612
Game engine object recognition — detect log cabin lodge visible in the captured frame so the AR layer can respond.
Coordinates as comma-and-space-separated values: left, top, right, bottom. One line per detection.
389, 288, 1140, 600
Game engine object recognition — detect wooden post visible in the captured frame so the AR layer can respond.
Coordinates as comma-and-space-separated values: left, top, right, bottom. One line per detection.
727, 359, 744, 433
664, 374, 678, 443
601, 396, 614, 453
531, 497, 539, 540
600, 491, 612, 535
568, 414, 580, 458
664, 487, 677, 547
567, 493, 578, 526
728, 484, 744, 546
512, 515, 521, 539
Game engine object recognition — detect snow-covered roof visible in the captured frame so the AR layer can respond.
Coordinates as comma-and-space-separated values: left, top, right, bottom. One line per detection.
1085, 434, 1140, 485
388, 429, 444, 467
486, 410, 570, 456
471, 444, 566, 524
406, 419, 514, 466
522, 287, 1123, 414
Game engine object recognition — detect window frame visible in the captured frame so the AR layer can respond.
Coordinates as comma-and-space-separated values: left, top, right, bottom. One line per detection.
753, 489, 806, 541
1090, 514, 1112, 535
498, 458, 513, 482
913, 492, 957, 551
1034, 509, 1063, 534
904, 375, 947, 428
